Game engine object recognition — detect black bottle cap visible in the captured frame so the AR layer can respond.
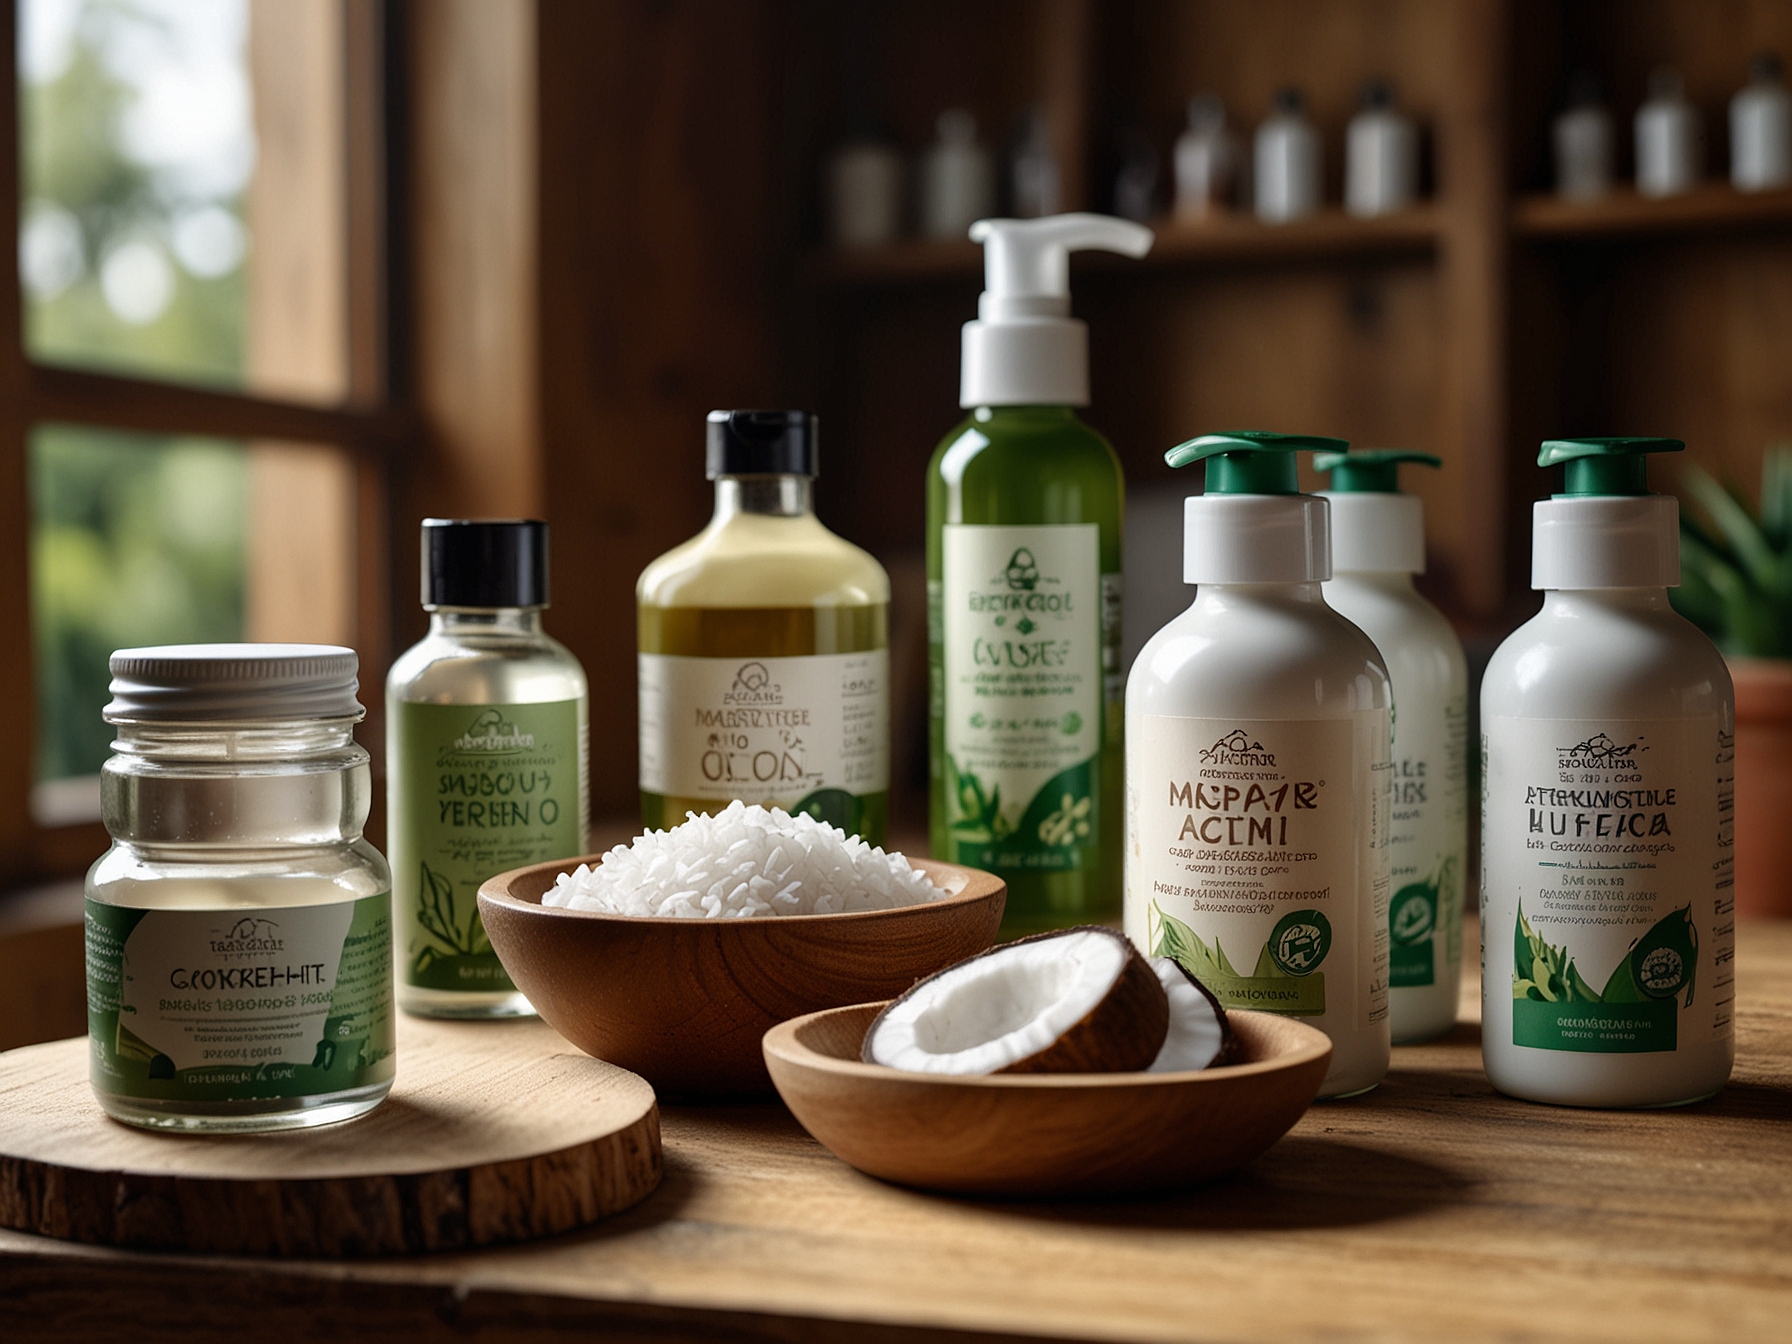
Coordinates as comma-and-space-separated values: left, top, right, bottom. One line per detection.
706, 410, 819, 479
421, 519, 549, 609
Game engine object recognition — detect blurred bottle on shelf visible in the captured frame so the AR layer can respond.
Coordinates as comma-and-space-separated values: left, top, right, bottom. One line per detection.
1173, 94, 1239, 220
1345, 79, 1418, 217
1112, 127, 1160, 222
1254, 87, 1321, 223
920, 110, 995, 239
1731, 53, 1792, 192
1635, 66, 1702, 198
827, 131, 904, 249
1010, 107, 1063, 217
1553, 71, 1614, 201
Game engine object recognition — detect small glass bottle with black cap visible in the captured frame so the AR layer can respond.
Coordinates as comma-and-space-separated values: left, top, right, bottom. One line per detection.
387, 519, 589, 1019
637, 410, 891, 844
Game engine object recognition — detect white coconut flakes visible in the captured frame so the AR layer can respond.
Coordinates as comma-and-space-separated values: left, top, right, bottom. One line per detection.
542, 800, 945, 918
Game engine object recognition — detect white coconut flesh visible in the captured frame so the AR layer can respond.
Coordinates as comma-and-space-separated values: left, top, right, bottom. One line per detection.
862, 927, 1166, 1076
1146, 957, 1232, 1072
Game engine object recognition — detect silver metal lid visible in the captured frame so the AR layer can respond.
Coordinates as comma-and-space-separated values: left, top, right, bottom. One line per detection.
105, 644, 363, 723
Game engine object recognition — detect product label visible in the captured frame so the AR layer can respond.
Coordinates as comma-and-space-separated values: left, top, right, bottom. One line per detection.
940, 523, 1105, 872
86, 894, 394, 1102
1125, 715, 1390, 1029
1388, 693, 1468, 988
394, 699, 584, 992
637, 650, 888, 835
1483, 717, 1735, 1054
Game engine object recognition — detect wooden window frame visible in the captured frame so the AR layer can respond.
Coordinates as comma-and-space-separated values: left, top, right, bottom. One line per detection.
0, 0, 414, 884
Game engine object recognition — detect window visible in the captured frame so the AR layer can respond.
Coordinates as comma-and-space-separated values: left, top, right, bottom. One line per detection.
5, 0, 401, 872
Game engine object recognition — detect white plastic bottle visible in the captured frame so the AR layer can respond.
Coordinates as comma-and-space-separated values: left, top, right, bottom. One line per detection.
920, 110, 994, 239
1481, 438, 1735, 1109
827, 134, 903, 249
1255, 89, 1322, 224
1126, 432, 1392, 1098
1345, 81, 1418, 218
1315, 450, 1468, 1043
1554, 72, 1613, 202
1636, 67, 1702, 199
1174, 94, 1238, 220
1730, 53, 1792, 192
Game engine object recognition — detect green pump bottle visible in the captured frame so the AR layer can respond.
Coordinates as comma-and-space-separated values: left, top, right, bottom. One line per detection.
926, 213, 1153, 933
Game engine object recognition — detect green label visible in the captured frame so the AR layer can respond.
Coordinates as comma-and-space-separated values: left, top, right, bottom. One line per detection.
1511, 901, 1697, 1054
940, 524, 1105, 875
1388, 864, 1453, 989
86, 894, 395, 1103
1151, 904, 1331, 1018
1512, 999, 1676, 1053
393, 699, 584, 992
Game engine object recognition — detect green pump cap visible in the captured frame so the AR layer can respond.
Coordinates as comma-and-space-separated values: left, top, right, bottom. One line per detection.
1165, 430, 1348, 494
1539, 437, 1684, 497
1311, 448, 1441, 493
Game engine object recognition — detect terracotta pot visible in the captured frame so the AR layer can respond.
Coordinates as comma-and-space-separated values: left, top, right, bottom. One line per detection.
1730, 657, 1792, 919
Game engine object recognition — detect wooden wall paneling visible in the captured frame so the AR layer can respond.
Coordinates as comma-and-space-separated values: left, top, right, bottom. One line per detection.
1432, 0, 1510, 619
403, 0, 543, 578
536, 0, 785, 820
246, 0, 358, 652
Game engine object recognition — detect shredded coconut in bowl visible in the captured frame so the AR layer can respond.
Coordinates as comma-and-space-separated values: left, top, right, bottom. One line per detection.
543, 801, 947, 917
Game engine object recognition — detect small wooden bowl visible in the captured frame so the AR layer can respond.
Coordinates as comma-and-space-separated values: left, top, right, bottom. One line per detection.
478, 857, 1005, 1096
762, 1003, 1331, 1197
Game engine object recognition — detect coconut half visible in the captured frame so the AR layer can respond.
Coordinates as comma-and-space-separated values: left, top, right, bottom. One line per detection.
861, 926, 1169, 1075
1145, 957, 1240, 1072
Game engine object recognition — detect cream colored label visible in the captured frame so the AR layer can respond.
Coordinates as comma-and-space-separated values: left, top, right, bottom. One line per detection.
1125, 714, 1390, 1031
637, 651, 888, 805
941, 523, 1101, 850
1483, 716, 1734, 1054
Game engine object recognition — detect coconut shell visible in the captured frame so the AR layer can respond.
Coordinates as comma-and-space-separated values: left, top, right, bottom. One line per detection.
1163, 957, 1243, 1069
862, 926, 1170, 1075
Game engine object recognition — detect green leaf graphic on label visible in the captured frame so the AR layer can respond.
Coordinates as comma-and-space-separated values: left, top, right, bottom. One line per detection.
948, 757, 1010, 842
1152, 902, 1327, 1017
1510, 903, 1698, 1053
1151, 904, 1239, 980
414, 860, 486, 962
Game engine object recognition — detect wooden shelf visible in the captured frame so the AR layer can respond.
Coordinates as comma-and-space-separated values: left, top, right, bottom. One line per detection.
1513, 182, 1792, 240
801, 206, 1443, 286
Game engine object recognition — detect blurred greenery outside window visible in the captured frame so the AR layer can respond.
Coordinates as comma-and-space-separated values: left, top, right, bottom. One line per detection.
19, 0, 253, 806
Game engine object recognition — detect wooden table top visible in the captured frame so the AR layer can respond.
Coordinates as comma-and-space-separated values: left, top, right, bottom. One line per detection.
4, 918, 1790, 1344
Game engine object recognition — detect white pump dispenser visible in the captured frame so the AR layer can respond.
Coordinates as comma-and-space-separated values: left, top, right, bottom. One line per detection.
960, 213, 1153, 409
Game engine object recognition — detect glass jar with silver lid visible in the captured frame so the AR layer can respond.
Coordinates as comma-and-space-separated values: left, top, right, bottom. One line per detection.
84, 644, 396, 1132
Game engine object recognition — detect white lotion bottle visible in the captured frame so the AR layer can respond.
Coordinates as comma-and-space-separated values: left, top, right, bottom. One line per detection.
1636, 67, 1702, 198
920, 110, 994, 239
1125, 432, 1392, 1099
1174, 94, 1239, 220
1255, 89, 1322, 223
1731, 53, 1792, 192
1482, 437, 1735, 1109
1315, 450, 1468, 1043
1554, 72, 1613, 202
1345, 80, 1418, 217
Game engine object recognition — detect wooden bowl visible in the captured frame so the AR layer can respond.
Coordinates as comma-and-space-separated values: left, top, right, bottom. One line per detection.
478, 857, 1005, 1096
762, 1003, 1331, 1197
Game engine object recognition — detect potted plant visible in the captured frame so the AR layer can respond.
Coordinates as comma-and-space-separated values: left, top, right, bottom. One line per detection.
1673, 448, 1792, 918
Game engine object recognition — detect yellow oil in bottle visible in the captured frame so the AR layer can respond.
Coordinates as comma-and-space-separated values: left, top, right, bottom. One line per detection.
637, 413, 890, 843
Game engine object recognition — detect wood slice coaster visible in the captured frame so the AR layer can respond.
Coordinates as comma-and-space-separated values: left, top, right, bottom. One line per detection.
0, 1014, 660, 1257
